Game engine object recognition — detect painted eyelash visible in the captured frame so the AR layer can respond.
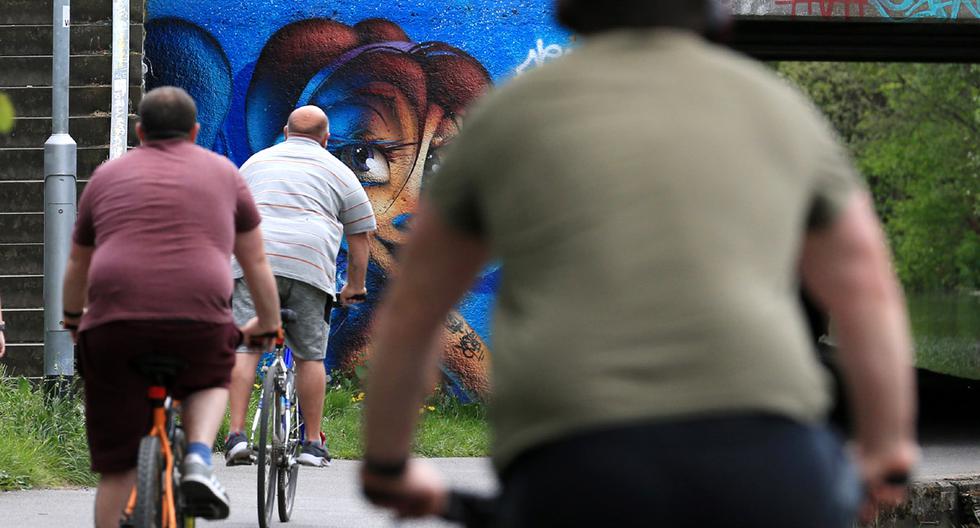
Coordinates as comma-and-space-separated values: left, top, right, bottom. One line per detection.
329, 137, 416, 158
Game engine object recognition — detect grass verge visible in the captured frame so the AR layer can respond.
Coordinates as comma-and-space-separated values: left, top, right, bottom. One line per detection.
0, 372, 96, 490
218, 376, 490, 460
322, 378, 490, 459
1, 370, 489, 491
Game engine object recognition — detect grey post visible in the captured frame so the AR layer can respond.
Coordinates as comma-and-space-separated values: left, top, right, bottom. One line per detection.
43, 0, 77, 382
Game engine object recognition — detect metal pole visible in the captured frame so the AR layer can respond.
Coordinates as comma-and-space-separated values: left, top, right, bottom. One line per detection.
109, 0, 129, 159
43, 0, 77, 387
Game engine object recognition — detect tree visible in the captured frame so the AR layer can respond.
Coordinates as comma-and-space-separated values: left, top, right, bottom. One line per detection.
777, 63, 980, 292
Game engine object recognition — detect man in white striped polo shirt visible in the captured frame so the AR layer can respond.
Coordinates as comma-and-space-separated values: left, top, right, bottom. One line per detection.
225, 106, 376, 467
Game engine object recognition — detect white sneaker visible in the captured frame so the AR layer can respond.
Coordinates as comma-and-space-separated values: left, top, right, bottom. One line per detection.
181, 453, 231, 519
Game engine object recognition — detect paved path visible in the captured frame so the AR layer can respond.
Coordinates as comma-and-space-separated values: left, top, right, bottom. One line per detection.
0, 457, 498, 528
3, 436, 980, 527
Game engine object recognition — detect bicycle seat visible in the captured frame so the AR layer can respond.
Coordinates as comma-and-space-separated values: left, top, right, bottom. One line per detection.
132, 355, 187, 382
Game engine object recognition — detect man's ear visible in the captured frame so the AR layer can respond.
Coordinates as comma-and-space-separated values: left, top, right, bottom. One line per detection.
320, 132, 329, 147
135, 123, 147, 145
283, 125, 290, 140
187, 123, 202, 144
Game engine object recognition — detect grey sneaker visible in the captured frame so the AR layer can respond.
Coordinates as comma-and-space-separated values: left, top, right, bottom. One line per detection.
181, 453, 231, 520
224, 431, 251, 466
297, 440, 332, 467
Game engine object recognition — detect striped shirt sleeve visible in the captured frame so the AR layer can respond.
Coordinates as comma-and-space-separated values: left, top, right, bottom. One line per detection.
339, 185, 377, 235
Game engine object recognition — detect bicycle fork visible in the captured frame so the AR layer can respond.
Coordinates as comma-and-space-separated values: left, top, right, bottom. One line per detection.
124, 387, 179, 528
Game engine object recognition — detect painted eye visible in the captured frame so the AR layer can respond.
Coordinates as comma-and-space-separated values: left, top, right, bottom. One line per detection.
339, 145, 390, 185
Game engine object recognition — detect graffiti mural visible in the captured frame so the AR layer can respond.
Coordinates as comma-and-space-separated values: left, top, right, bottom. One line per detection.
144, 0, 974, 400
732, 0, 980, 18
145, 0, 571, 400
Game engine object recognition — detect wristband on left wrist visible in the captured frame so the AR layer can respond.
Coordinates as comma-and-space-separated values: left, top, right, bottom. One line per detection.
363, 456, 407, 478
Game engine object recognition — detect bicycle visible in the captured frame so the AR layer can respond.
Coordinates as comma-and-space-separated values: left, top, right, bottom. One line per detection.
238, 308, 302, 528
120, 355, 196, 528
245, 297, 364, 527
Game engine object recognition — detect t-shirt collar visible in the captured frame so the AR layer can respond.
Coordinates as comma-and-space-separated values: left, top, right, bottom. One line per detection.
286, 136, 324, 148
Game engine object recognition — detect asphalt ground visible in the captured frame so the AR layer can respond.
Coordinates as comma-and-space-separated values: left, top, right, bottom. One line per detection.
5, 433, 980, 528
0, 457, 498, 528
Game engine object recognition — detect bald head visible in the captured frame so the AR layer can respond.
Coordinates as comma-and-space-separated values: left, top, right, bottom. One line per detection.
285, 106, 329, 144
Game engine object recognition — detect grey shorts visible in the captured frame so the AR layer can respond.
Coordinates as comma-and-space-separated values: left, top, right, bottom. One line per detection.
232, 276, 330, 361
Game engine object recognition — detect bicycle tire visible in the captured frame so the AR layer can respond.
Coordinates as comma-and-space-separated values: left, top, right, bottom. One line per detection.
134, 435, 163, 528
277, 368, 300, 521
257, 362, 280, 528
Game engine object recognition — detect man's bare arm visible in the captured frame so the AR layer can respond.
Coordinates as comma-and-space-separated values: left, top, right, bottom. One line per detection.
801, 192, 917, 507
234, 227, 281, 338
361, 204, 490, 516
339, 231, 371, 304
62, 243, 95, 342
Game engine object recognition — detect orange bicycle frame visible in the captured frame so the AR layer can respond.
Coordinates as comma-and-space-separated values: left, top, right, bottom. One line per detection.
123, 386, 179, 528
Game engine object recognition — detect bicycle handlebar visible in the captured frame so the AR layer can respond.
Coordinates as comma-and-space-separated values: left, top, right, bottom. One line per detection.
332, 293, 366, 308
240, 309, 298, 347
439, 490, 498, 528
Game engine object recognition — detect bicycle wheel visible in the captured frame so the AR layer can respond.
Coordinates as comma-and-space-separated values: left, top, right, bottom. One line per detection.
134, 435, 163, 528
278, 368, 300, 521
256, 362, 280, 528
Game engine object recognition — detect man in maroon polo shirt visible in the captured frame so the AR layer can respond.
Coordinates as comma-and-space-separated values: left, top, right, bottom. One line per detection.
62, 86, 282, 527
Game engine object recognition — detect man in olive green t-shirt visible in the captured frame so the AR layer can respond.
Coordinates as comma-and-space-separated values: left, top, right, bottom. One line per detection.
359, 1, 918, 526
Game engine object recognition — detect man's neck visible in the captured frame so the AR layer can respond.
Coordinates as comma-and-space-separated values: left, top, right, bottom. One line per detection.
141, 136, 190, 146
287, 134, 324, 145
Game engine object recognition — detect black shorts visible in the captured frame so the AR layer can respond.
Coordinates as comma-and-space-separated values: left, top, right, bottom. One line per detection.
78, 320, 240, 474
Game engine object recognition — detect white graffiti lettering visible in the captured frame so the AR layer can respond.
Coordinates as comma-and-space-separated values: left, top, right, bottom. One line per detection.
515, 39, 568, 75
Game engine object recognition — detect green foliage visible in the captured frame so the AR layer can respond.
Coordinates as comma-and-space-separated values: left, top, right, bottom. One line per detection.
321, 375, 489, 459
0, 371, 96, 490
216, 371, 488, 460
776, 63, 980, 292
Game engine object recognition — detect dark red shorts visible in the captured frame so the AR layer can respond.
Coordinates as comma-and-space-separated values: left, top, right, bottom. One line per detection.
78, 320, 240, 474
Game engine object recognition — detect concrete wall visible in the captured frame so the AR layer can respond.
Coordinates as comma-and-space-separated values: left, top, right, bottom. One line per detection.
0, 0, 144, 376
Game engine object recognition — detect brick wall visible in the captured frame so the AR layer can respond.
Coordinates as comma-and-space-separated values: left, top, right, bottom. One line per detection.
0, 0, 144, 376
